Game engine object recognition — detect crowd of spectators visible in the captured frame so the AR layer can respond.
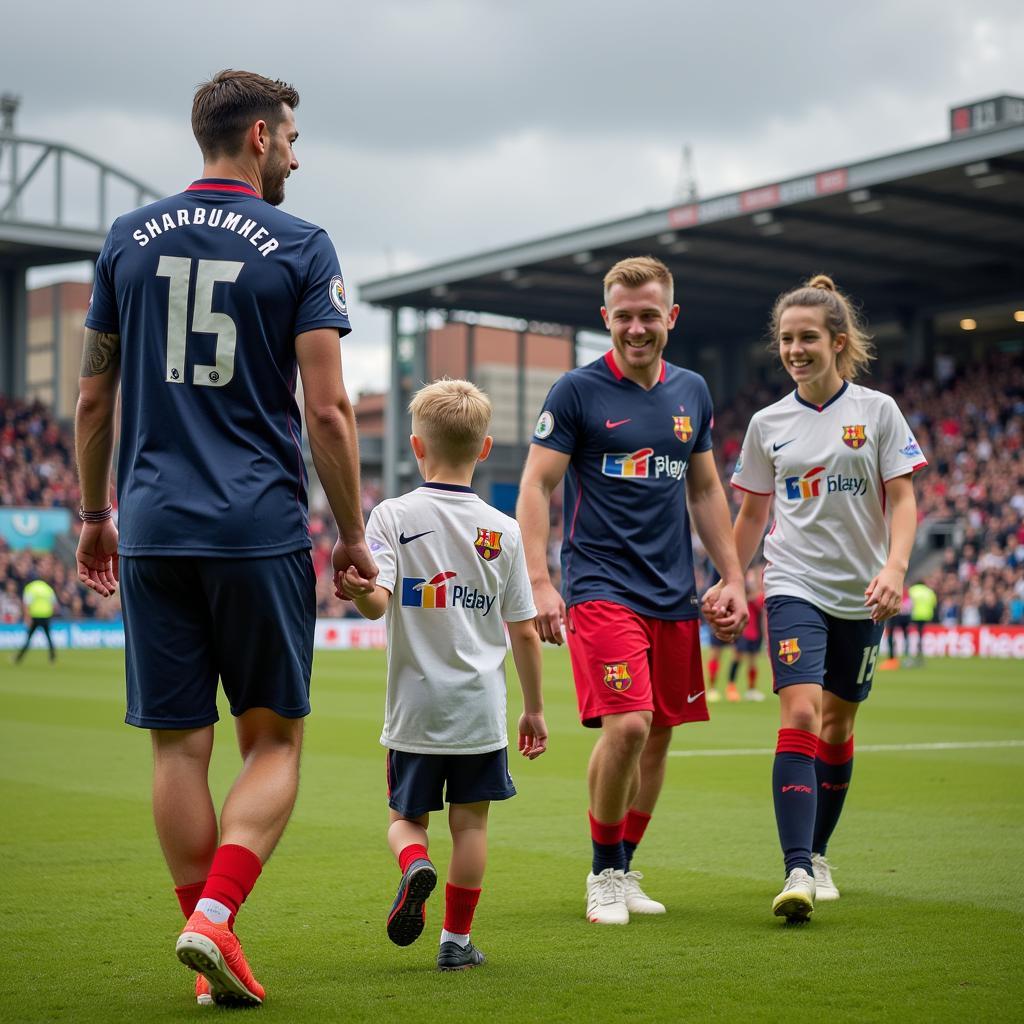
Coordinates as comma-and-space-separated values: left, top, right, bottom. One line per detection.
2, 350, 1023, 627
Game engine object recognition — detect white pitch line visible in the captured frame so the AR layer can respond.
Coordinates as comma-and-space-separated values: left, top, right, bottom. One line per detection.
668, 739, 1024, 758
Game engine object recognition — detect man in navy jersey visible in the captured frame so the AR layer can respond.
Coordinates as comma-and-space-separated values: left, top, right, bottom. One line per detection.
75, 70, 376, 1006
517, 256, 746, 924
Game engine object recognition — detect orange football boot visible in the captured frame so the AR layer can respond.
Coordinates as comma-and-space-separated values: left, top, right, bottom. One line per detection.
176, 911, 265, 1007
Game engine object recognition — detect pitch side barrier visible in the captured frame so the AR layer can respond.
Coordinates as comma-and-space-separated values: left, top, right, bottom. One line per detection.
3, 622, 1023, 657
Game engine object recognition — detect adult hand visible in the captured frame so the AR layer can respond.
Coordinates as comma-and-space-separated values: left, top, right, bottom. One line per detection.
332, 537, 378, 598
531, 578, 566, 645
77, 520, 119, 597
517, 712, 548, 759
865, 565, 904, 622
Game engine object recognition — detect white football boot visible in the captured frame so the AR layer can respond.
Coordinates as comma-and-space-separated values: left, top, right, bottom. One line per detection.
585, 868, 629, 925
811, 853, 840, 901
622, 871, 666, 915
771, 868, 815, 922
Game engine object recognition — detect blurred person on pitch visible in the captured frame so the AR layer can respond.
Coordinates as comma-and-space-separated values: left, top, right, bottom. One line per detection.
13, 575, 59, 664
75, 69, 375, 1007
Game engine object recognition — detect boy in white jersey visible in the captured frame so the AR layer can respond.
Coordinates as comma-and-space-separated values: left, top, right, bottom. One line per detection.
705, 275, 924, 922
340, 378, 547, 970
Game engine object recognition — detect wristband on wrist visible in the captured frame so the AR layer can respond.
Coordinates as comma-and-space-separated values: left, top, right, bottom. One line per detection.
79, 504, 113, 523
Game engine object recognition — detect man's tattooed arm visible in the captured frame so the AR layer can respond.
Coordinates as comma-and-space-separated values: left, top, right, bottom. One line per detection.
80, 329, 121, 377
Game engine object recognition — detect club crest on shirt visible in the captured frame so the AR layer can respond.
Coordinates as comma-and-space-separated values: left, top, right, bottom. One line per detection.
777, 638, 801, 665
603, 662, 633, 691
329, 275, 347, 315
673, 415, 693, 443
474, 528, 502, 561
842, 424, 867, 449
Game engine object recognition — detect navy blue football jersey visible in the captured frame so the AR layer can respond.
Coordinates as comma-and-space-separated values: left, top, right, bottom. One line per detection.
531, 351, 714, 620
85, 178, 351, 557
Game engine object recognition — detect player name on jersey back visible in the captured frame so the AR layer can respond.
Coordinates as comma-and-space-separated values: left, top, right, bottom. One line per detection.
132, 206, 281, 257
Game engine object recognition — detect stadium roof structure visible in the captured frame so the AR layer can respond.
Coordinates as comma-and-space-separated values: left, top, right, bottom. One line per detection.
0, 111, 161, 397
360, 105, 1024, 344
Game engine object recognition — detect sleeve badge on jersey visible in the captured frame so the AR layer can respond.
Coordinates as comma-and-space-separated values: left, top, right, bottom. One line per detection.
899, 435, 922, 458
329, 275, 348, 315
673, 415, 693, 443
777, 638, 801, 665
534, 410, 554, 439
603, 662, 633, 691
474, 528, 503, 561
842, 424, 867, 449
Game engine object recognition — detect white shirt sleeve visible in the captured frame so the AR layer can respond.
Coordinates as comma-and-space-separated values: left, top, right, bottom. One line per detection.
731, 415, 775, 495
877, 396, 927, 482
500, 529, 538, 622
366, 505, 397, 594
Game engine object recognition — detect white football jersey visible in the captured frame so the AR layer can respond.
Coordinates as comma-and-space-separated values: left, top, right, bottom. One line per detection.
366, 484, 536, 755
731, 383, 926, 618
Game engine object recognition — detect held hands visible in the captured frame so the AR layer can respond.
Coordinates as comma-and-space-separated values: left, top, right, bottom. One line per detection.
700, 579, 749, 642
865, 565, 905, 622
76, 520, 119, 598
517, 711, 548, 759
332, 537, 378, 601
338, 565, 375, 600
532, 579, 566, 645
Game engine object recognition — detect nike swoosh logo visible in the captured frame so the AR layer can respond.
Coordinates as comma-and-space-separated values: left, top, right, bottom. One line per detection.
605, 418, 631, 429
687, 691, 705, 703
772, 440, 796, 451
399, 530, 434, 545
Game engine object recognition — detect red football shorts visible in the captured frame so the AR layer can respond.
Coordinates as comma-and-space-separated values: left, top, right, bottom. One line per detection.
566, 600, 708, 728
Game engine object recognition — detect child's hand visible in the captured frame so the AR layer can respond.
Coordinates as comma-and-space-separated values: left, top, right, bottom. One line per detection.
517, 712, 548, 759
338, 565, 375, 600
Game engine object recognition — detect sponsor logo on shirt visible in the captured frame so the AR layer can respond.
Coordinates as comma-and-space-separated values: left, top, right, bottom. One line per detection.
777, 637, 801, 664
401, 571, 496, 616
673, 415, 692, 443
734, 450, 744, 473
842, 424, 867, 449
899, 434, 922, 459
601, 448, 686, 480
784, 465, 867, 500
474, 528, 502, 561
603, 662, 633, 691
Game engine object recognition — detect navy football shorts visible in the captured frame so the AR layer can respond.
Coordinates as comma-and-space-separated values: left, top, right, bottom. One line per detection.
386, 747, 516, 818
766, 595, 884, 703
120, 550, 316, 729
735, 635, 763, 654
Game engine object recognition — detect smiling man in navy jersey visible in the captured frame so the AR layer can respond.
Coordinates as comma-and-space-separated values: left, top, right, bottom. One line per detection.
75, 69, 376, 1006
517, 256, 747, 924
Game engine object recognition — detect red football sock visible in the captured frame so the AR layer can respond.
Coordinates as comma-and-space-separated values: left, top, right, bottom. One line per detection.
747, 666, 758, 687
398, 843, 430, 874
588, 810, 626, 846
623, 809, 652, 846
199, 844, 262, 921
709, 658, 720, 683
175, 881, 205, 919
443, 883, 481, 935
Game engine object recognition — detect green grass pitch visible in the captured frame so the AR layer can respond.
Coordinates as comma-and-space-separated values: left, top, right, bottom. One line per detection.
1, 647, 1021, 1022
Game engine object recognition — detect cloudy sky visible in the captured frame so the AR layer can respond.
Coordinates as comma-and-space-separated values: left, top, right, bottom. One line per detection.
5, 0, 1023, 394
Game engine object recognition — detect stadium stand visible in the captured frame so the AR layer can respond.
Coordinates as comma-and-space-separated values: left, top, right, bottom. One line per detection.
3, 351, 1022, 627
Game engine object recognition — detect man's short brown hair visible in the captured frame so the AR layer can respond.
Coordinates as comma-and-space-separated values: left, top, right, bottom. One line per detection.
192, 70, 300, 160
409, 378, 492, 465
603, 255, 674, 307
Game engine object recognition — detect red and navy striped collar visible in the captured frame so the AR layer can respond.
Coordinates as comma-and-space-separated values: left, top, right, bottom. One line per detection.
794, 380, 848, 413
603, 349, 666, 384
185, 178, 260, 197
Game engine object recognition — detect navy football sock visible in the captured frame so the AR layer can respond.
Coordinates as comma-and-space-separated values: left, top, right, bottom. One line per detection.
813, 737, 855, 855
772, 728, 818, 875
589, 811, 626, 873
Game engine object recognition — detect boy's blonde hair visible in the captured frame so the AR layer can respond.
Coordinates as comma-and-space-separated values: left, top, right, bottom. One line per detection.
408, 378, 492, 463
603, 255, 674, 306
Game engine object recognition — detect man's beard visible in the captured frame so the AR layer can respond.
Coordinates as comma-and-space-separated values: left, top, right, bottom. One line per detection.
264, 161, 287, 206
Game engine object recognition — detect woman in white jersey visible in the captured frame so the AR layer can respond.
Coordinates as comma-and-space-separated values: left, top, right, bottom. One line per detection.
705, 275, 926, 922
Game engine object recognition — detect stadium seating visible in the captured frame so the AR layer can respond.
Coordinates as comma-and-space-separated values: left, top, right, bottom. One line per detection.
3, 352, 1022, 625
